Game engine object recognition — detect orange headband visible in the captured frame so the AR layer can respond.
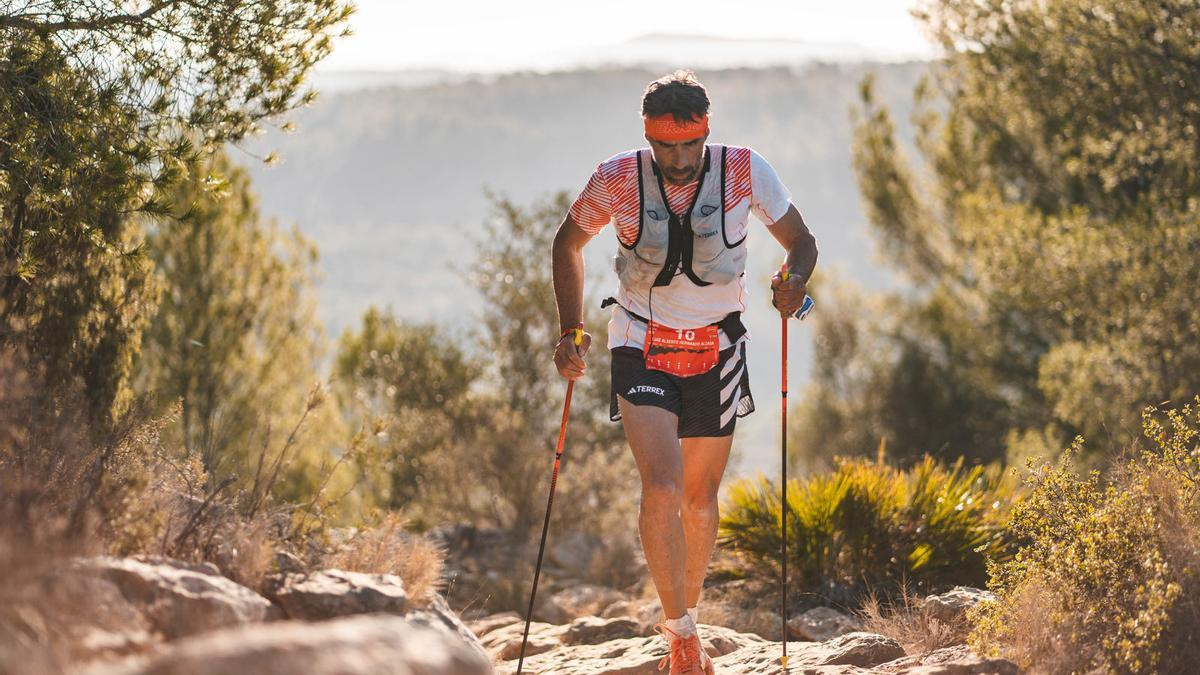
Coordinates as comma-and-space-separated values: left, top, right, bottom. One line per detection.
644, 113, 709, 141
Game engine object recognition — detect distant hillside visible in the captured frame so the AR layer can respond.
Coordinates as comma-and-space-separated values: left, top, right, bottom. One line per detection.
243, 62, 928, 476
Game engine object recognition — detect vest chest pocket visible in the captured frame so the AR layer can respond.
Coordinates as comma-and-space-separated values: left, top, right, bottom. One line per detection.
690, 204, 745, 285
614, 209, 671, 286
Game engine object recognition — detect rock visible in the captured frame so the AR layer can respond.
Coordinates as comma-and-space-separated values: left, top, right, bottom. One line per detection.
269, 569, 408, 620
788, 606, 862, 641
82, 614, 492, 675
399, 592, 490, 664
71, 556, 274, 639
466, 611, 523, 638
548, 531, 603, 572
709, 633, 904, 673
481, 620, 568, 661
877, 644, 1019, 674
599, 599, 638, 619
273, 550, 305, 575
493, 634, 670, 674
536, 584, 624, 624
806, 632, 906, 667
696, 623, 770, 657
563, 616, 641, 645
922, 587, 996, 626
496, 627, 898, 675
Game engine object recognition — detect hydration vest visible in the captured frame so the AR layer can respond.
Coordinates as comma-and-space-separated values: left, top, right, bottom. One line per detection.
611, 145, 748, 291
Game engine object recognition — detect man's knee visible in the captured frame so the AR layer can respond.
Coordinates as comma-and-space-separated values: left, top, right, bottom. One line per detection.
682, 490, 718, 516
641, 476, 682, 506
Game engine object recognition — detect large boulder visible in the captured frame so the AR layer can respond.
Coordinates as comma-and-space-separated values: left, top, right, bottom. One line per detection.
398, 591, 490, 664
70, 557, 274, 639
82, 614, 492, 675
268, 569, 408, 620
922, 587, 996, 626
788, 606, 862, 641
494, 624, 772, 674
710, 633, 904, 673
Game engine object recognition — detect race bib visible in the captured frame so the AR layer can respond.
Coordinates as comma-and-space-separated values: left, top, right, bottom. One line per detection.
643, 321, 720, 377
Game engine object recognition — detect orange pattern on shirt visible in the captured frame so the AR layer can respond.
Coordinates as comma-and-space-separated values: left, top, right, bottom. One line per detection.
570, 146, 753, 247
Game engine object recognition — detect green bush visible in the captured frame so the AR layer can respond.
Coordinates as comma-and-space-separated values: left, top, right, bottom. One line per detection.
717, 455, 1016, 603
971, 398, 1200, 674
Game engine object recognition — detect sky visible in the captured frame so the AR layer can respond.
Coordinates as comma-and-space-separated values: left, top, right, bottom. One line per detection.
320, 0, 936, 73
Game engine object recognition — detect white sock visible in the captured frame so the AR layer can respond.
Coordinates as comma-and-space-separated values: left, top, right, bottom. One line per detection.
664, 612, 696, 638
687, 606, 698, 626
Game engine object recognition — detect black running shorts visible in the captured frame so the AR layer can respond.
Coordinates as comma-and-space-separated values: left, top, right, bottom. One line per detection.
609, 342, 755, 438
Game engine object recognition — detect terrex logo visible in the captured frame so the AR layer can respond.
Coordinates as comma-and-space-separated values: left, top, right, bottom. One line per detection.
627, 385, 666, 397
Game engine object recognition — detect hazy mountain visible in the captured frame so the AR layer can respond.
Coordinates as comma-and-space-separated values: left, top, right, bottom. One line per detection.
244, 62, 928, 477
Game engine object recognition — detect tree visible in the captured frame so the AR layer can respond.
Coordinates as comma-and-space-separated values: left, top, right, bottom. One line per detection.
794, 0, 1200, 467
332, 192, 638, 539
136, 149, 344, 502
332, 309, 476, 525
1, 1, 351, 430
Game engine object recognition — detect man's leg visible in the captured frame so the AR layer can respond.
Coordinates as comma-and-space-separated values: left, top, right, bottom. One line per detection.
680, 435, 734, 611
617, 396, 689, 621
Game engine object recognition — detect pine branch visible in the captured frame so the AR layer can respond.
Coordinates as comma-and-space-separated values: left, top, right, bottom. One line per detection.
0, 1, 179, 33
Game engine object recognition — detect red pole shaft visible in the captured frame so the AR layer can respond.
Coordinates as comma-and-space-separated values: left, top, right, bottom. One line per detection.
518, 325, 582, 674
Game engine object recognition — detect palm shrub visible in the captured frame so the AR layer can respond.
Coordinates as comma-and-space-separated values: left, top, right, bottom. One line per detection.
971, 398, 1200, 674
717, 456, 1016, 602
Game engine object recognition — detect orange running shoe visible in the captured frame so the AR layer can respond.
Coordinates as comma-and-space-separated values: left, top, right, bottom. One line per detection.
653, 623, 715, 675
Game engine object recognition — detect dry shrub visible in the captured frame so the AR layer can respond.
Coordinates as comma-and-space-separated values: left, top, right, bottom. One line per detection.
971, 398, 1200, 674
0, 347, 366, 594
325, 513, 446, 607
859, 588, 963, 655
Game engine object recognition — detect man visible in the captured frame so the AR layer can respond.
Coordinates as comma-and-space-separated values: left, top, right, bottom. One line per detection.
551, 70, 817, 675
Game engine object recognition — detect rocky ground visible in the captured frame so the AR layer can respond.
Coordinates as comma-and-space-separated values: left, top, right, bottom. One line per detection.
0, 547, 1019, 674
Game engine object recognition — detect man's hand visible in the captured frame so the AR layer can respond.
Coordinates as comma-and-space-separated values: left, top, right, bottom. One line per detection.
770, 269, 808, 318
553, 330, 593, 380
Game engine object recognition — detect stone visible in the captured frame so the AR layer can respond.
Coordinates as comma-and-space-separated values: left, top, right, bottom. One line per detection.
922, 587, 996, 626
466, 611, 523, 638
563, 616, 641, 645
493, 634, 671, 675
269, 568, 408, 620
548, 531, 603, 572
83, 614, 492, 675
805, 632, 907, 667
695, 623, 770, 657
536, 584, 624, 625
788, 606, 862, 641
400, 592, 490, 664
481, 620, 568, 661
877, 644, 1020, 674
71, 556, 274, 639
598, 599, 637, 619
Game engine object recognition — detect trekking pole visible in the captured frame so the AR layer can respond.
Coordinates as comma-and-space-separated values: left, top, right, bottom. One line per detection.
517, 323, 583, 674
780, 271, 790, 673
779, 271, 815, 673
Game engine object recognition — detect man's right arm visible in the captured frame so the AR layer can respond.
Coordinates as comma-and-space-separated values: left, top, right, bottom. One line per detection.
551, 213, 595, 379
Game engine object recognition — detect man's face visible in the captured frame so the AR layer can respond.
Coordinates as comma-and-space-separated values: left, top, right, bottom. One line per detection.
646, 132, 709, 185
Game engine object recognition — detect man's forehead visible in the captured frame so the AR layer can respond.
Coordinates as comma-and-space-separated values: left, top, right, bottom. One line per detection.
649, 137, 704, 149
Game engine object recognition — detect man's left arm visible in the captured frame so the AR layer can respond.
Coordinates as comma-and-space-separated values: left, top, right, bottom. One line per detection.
767, 204, 818, 317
